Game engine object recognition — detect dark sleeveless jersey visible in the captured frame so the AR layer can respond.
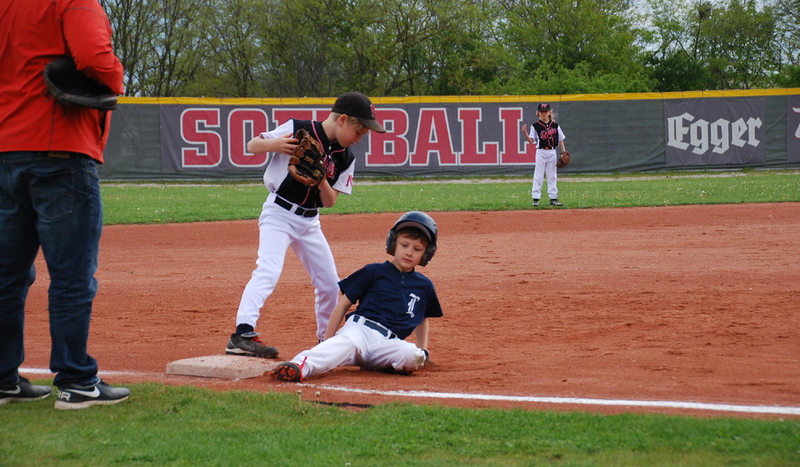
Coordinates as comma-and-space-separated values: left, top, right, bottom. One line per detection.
275, 119, 355, 208
531, 119, 561, 149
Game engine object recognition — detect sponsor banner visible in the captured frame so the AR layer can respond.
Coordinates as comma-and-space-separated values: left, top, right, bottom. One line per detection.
664, 98, 765, 166
789, 95, 800, 163
160, 104, 539, 174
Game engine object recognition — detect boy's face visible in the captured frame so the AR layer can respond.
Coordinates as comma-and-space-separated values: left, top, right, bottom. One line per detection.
335, 115, 369, 147
392, 232, 427, 272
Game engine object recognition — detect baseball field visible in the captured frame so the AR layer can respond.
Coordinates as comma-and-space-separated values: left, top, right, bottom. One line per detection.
3, 171, 800, 464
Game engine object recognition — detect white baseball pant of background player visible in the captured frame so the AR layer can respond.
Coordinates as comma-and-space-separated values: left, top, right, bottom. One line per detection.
531, 148, 559, 201
290, 314, 427, 379
235, 192, 340, 341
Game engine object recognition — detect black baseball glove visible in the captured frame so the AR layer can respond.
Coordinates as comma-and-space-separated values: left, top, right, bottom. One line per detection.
288, 129, 326, 187
43, 57, 118, 110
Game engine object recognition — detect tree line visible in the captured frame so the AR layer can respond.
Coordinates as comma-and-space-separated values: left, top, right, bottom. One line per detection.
100, 0, 800, 98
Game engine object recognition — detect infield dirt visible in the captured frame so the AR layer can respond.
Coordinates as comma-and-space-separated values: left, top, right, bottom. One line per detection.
21, 204, 800, 416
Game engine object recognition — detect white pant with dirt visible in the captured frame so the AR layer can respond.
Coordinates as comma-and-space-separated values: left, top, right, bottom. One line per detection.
531, 148, 558, 200
291, 314, 427, 379
235, 192, 339, 340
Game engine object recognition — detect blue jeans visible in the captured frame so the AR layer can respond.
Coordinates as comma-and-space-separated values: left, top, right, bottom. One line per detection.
0, 152, 102, 387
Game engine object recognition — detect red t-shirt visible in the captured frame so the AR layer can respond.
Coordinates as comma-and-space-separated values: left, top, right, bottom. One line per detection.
0, 0, 124, 162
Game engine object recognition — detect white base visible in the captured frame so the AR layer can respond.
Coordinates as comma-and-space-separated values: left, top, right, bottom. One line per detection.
166, 355, 277, 379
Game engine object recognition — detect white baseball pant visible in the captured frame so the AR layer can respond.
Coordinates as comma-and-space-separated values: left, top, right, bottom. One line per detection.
291, 314, 427, 379
235, 192, 340, 340
531, 148, 558, 200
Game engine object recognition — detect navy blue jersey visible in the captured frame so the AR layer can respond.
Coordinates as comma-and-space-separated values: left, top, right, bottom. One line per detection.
339, 261, 442, 339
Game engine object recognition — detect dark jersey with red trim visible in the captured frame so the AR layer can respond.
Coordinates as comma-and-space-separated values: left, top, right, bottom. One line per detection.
275, 119, 355, 208
531, 119, 561, 149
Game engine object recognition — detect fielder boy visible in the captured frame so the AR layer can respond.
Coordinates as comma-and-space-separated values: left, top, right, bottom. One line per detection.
522, 103, 568, 207
226, 92, 385, 358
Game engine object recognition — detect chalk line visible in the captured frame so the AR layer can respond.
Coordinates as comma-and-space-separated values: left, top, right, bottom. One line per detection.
20, 367, 162, 377
299, 383, 800, 416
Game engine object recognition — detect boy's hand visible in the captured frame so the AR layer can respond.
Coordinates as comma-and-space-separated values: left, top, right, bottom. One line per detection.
275, 132, 300, 155
248, 132, 297, 155
422, 349, 432, 365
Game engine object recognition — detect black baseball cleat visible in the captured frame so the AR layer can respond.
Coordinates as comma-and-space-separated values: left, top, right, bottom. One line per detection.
550, 199, 562, 207
0, 377, 51, 405
271, 361, 303, 382
226, 332, 279, 358
54, 380, 130, 410
532, 199, 539, 206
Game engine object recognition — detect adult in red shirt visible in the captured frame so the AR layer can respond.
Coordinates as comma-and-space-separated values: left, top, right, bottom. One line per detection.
0, 0, 129, 409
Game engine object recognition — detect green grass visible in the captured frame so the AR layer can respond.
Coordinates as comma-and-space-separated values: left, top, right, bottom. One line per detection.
101, 183, 266, 224
1, 383, 798, 465
100, 171, 800, 224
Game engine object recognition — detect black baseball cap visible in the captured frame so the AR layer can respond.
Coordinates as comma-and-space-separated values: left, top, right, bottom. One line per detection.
538, 103, 551, 112
331, 92, 386, 133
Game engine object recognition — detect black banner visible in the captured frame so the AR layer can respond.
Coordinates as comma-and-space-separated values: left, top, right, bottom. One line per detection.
98, 92, 799, 179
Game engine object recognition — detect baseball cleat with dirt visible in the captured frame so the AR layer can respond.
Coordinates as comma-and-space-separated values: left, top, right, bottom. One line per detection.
271, 361, 303, 382
226, 332, 279, 358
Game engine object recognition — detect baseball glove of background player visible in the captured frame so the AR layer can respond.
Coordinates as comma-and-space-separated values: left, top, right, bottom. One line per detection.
557, 151, 571, 168
43, 57, 118, 110
288, 129, 326, 187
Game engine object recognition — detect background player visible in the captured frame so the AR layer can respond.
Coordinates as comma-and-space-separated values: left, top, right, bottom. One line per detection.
521, 103, 568, 207
271, 211, 442, 381
225, 92, 386, 358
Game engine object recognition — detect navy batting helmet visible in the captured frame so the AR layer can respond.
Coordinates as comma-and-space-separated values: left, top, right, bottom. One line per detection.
385, 211, 437, 266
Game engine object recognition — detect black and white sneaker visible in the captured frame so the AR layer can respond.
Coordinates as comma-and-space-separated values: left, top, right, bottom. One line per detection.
532, 199, 539, 207
0, 377, 51, 405
54, 380, 130, 410
550, 199, 562, 207
226, 332, 279, 358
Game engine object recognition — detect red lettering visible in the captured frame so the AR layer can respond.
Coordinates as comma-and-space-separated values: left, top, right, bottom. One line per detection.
181, 109, 222, 167
499, 107, 535, 164
229, 109, 268, 167
458, 108, 499, 165
367, 109, 410, 166
411, 108, 456, 166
